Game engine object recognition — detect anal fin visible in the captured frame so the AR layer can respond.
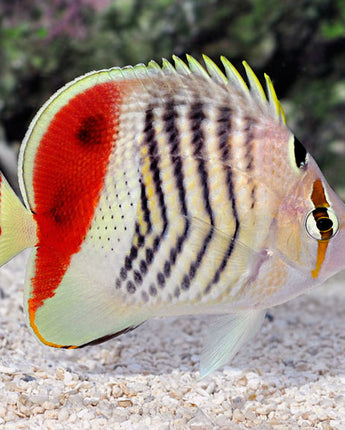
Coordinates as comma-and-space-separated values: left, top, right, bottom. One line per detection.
79, 323, 143, 347
24, 248, 149, 348
200, 310, 265, 378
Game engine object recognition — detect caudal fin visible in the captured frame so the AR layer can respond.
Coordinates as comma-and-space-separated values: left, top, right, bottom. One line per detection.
0, 171, 36, 266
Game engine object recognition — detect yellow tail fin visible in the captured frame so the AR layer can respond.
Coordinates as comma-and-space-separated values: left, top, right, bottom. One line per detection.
0, 171, 36, 266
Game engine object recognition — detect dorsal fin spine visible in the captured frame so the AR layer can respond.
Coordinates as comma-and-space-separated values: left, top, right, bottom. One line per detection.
202, 55, 228, 84
162, 58, 176, 73
186, 54, 210, 79
172, 55, 191, 74
147, 60, 161, 72
264, 73, 286, 123
133, 63, 150, 80
242, 61, 267, 104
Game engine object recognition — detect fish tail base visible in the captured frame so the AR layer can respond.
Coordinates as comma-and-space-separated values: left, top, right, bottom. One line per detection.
0, 171, 36, 266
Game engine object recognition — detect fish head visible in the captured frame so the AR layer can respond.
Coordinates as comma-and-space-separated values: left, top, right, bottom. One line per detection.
275, 148, 345, 287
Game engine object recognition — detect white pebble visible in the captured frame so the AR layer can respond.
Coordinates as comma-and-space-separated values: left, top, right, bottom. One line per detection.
1, 252, 345, 428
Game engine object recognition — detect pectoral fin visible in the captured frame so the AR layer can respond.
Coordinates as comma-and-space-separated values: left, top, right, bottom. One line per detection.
200, 310, 265, 378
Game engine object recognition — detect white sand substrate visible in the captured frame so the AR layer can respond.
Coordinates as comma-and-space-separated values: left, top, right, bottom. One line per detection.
0, 250, 345, 429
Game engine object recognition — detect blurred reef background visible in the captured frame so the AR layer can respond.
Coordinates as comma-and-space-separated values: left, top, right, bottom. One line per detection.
0, 0, 344, 195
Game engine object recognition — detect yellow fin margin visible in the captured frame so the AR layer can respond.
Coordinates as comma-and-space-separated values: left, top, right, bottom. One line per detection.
221, 55, 249, 94
202, 54, 228, 84
264, 73, 286, 123
242, 61, 267, 104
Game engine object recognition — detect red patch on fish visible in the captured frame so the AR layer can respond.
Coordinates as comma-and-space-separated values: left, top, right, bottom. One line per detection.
28, 82, 123, 316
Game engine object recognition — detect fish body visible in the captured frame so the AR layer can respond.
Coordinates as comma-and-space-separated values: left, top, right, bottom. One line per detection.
1, 55, 345, 376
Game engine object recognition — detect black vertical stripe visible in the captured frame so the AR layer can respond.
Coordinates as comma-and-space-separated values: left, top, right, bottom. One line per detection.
183, 101, 215, 286
164, 100, 188, 216
244, 117, 254, 171
144, 106, 168, 232
204, 105, 240, 294
190, 101, 214, 225
163, 99, 190, 283
140, 180, 152, 234
243, 117, 256, 209
115, 104, 169, 292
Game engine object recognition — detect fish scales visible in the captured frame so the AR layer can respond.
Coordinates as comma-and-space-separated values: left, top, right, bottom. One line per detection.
1, 55, 345, 377
104, 76, 259, 310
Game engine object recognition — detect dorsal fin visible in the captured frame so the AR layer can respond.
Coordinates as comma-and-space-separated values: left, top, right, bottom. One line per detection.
173, 55, 285, 124
172, 55, 191, 74
203, 54, 228, 84
186, 54, 210, 79
221, 56, 250, 95
19, 55, 286, 209
243, 61, 267, 105
264, 73, 287, 124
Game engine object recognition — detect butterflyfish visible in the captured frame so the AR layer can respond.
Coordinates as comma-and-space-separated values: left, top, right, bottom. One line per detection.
0, 55, 344, 377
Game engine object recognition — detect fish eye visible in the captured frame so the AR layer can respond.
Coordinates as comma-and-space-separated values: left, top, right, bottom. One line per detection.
305, 207, 339, 240
316, 217, 333, 232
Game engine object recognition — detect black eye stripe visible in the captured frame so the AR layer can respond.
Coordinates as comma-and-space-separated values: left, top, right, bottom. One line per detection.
312, 207, 334, 239
306, 207, 339, 241
293, 137, 307, 169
